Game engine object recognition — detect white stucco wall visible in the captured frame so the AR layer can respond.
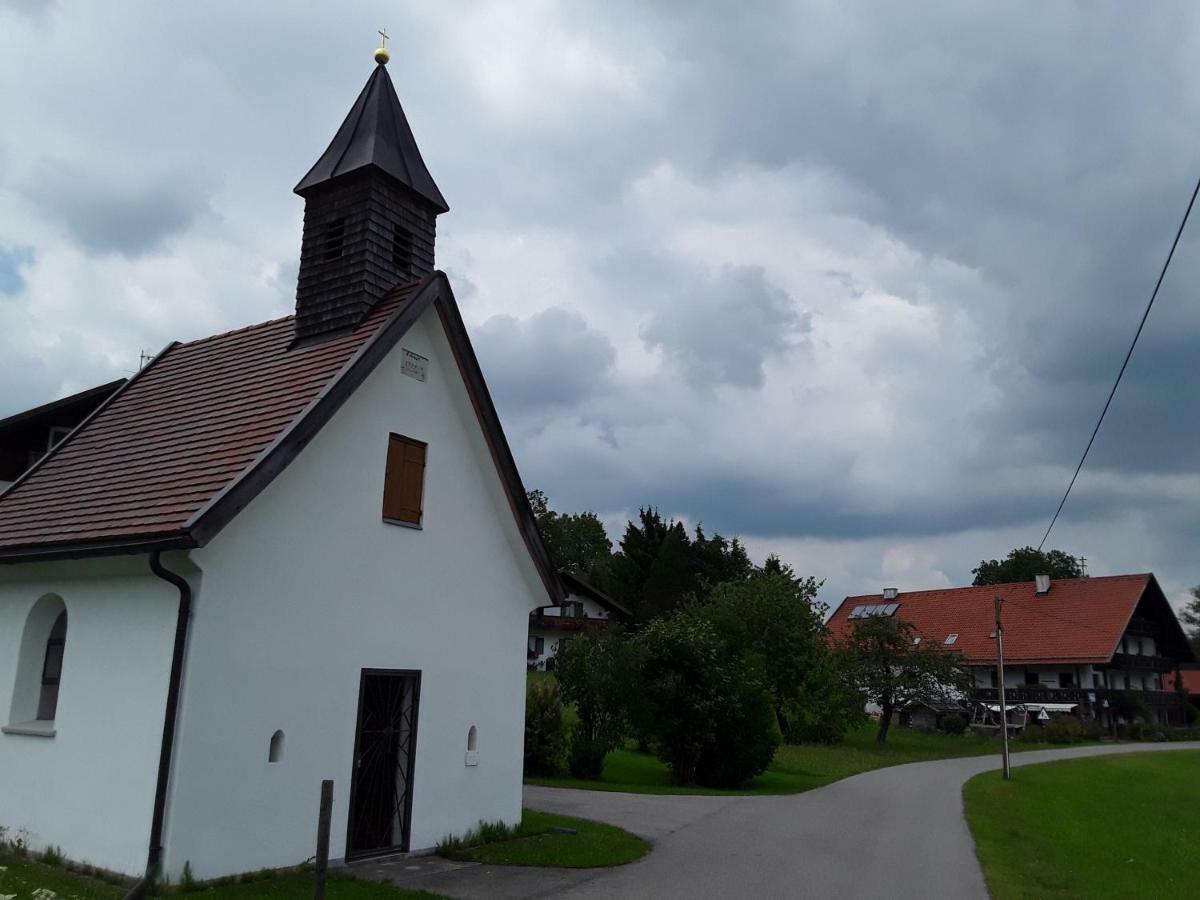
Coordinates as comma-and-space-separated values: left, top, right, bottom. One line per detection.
163, 306, 546, 879
0, 558, 180, 873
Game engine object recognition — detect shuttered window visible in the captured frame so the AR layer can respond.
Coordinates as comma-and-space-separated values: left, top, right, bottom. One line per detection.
382, 434, 427, 527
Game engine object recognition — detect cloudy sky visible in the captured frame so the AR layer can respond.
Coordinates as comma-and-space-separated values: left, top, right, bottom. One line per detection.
3, 1, 1200, 611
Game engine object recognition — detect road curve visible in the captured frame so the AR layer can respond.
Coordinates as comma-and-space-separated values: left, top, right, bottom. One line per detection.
526, 741, 1200, 900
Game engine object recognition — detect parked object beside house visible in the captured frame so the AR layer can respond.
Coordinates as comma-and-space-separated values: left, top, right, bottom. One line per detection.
0, 54, 562, 881
827, 574, 1196, 729
528, 570, 631, 671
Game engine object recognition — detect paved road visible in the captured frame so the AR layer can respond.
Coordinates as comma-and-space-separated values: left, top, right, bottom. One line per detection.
368, 741, 1200, 899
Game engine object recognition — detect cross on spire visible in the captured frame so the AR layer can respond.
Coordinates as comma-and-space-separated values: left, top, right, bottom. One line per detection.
378, 28, 389, 48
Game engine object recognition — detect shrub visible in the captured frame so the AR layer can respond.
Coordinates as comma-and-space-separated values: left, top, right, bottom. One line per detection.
1019, 723, 1046, 743
1113, 691, 1150, 723
783, 662, 865, 745
940, 714, 967, 735
1043, 717, 1087, 745
630, 617, 780, 787
1187, 702, 1199, 725
556, 633, 630, 780
524, 678, 568, 776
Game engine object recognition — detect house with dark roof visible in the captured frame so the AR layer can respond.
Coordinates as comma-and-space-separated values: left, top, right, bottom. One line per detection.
827, 574, 1196, 728
527, 570, 632, 671
0, 49, 563, 883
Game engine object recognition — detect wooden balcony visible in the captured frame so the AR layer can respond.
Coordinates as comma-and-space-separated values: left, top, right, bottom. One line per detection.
1110, 652, 1174, 673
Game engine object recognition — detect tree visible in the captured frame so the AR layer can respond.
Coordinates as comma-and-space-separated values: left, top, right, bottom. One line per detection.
837, 616, 967, 743
693, 573, 826, 735
1181, 586, 1200, 658
971, 546, 1084, 586
629, 617, 779, 787
607, 509, 698, 622
528, 490, 613, 582
523, 677, 568, 776
555, 632, 631, 779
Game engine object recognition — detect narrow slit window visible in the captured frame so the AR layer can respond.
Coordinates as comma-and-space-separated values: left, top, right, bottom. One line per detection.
322, 219, 346, 261
382, 434, 427, 527
392, 225, 413, 275
467, 726, 478, 752
269, 730, 285, 763
38, 611, 68, 721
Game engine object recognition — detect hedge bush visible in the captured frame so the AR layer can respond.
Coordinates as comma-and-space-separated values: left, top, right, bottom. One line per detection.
940, 714, 967, 735
524, 678, 568, 776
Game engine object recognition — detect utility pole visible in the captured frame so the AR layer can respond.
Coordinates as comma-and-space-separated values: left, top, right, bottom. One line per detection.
994, 595, 1012, 780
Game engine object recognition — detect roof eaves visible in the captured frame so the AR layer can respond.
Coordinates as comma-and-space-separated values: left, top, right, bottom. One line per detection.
0, 531, 196, 565
560, 569, 631, 618
186, 274, 439, 546
432, 283, 563, 605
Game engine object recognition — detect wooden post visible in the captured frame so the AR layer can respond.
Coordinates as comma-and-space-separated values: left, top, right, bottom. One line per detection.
994, 596, 1012, 781
314, 780, 334, 900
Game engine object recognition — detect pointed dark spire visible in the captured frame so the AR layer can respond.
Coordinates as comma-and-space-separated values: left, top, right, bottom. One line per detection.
295, 63, 448, 213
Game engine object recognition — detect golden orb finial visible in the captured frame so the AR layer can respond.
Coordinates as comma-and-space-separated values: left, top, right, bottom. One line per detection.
375, 28, 390, 65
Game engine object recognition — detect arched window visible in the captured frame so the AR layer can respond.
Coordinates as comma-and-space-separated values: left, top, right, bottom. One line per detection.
38, 612, 68, 721
269, 730, 286, 763
467, 725, 478, 752
8, 594, 68, 730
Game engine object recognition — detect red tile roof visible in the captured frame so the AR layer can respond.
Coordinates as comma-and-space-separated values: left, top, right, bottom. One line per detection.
0, 282, 421, 555
826, 575, 1154, 666
1168, 669, 1200, 695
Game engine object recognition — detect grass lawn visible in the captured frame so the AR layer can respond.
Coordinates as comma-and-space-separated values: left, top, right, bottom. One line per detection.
0, 852, 441, 899
964, 750, 1200, 900
441, 809, 648, 868
527, 722, 1087, 795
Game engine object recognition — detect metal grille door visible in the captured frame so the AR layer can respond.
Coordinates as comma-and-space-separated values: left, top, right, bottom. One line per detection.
347, 669, 421, 857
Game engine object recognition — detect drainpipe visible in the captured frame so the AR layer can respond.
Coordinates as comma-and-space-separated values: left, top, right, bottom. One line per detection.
124, 551, 193, 899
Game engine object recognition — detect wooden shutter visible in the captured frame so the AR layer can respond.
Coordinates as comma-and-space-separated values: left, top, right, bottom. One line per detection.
383, 434, 427, 526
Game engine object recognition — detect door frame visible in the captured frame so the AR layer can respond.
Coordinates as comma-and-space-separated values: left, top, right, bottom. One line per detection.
345, 667, 422, 860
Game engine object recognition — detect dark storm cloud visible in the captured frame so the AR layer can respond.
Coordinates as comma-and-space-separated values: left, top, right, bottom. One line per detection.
6, 1, 1200, 606
23, 160, 213, 256
640, 265, 807, 388
473, 307, 616, 413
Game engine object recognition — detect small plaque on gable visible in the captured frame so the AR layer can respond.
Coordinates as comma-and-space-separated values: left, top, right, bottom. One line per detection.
402, 348, 429, 382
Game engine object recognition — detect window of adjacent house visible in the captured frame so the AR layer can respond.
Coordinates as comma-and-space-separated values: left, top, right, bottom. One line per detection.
944, 633, 958, 645
46, 426, 72, 452
1059, 672, 1075, 688
382, 434, 427, 527
1025, 671, 1040, 686
528, 636, 545, 655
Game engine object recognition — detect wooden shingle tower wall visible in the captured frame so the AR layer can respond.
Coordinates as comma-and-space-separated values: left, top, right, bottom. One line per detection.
292, 61, 448, 342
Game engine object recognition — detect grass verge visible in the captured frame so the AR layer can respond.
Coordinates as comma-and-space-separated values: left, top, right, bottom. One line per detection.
0, 852, 442, 899
527, 722, 1095, 795
439, 810, 648, 868
964, 750, 1200, 899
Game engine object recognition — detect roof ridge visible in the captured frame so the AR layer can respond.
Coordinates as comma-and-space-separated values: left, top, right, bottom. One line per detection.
844, 572, 1150, 602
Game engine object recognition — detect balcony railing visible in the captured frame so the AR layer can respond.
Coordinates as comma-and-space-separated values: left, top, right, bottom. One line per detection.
970, 687, 1185, 709
1110, 653, 1174, 673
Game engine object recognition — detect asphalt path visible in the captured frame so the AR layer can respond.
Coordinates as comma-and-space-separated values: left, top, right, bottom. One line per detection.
369, 741, 1200, 899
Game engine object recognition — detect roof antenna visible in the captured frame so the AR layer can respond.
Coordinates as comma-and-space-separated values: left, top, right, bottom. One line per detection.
374, 28, 390, 65
1080, 557, 1089, 578
139, 349, 153, 371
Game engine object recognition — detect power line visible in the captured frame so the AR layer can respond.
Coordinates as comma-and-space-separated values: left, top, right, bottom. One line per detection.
1037, 172, 1200, 551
